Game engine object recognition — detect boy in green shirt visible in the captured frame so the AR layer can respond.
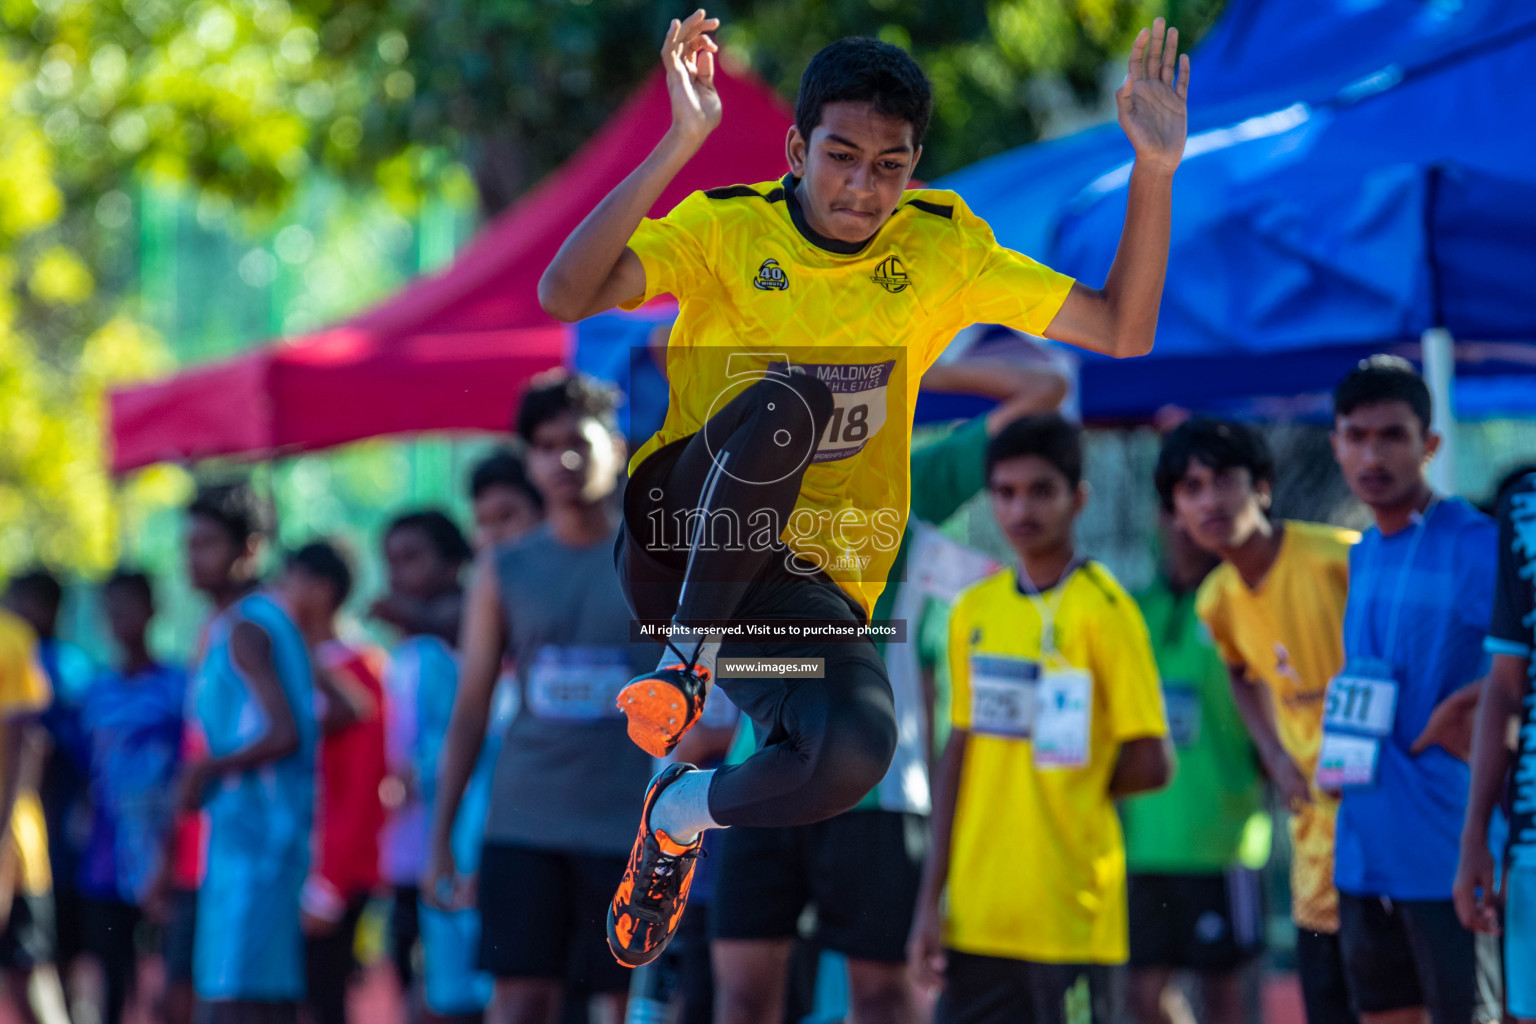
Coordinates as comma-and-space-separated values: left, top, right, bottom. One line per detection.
1122, 510, 1270, 1024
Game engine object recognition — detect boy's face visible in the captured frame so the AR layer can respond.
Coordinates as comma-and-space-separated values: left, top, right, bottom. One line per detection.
1169, 459, 1270, 554
988, 455, 1085, 561
185, 515, 247, 595
787, 101, 920, 244
473, 484, 542, 550
526, 412, 623, 506
277, 566, 335, 626
384, 527, 454, 602
1331, 400, 1438, 512
104, 586, 151, 649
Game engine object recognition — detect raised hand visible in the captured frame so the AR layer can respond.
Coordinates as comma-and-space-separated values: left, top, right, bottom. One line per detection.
662, 9, 722, 143
1116, 18, 1189, 174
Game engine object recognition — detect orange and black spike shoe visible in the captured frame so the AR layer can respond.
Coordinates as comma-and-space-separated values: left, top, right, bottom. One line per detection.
607, 762, 704, 968
615, 661, 710, 758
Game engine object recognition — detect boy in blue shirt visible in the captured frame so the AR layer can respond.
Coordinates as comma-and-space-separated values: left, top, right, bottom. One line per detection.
1327, 357, 1499, 1024
81, 571, 186, 1024
1457, 467, 1536, 1024
177, 483, 318, 1024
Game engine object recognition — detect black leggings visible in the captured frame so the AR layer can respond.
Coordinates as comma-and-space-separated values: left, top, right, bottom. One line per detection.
619, 370, 896, 828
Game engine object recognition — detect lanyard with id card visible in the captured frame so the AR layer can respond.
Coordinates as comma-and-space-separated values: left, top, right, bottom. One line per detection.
1316, 658, 1399, 788
1033, 663, 1092, 768
1316, 501, 1435, 789
1019, 561, 1094, 770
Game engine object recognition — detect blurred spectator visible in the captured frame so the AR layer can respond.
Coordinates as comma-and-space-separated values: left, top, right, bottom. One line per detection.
177, 481, 318, 1024
423, 371, 654, 1024
1456, 468, 1536, 1024
1123, 513, 1269, 1024
1157, 419, 1359, 1024
912, 415, 1172, 1024
0, 600, 69, 1024
1328, 359, 1502, 1024
377, 510, 495, 1024
80, 570, 187, 1024
470, 449, 545, 551
4, 569, 94, 1019
280, 541, 388, 1024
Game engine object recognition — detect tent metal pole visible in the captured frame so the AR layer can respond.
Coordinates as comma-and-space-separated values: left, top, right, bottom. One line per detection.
1422, 327, 1457, 495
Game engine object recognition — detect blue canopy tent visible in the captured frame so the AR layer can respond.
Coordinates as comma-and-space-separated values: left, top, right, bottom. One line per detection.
574, 0, 1536, 439
1027, 0, 1536, 425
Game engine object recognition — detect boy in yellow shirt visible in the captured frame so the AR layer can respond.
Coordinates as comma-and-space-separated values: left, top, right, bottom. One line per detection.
0, 604, 66, 1024
909, 414, 1172, 1024
1155, 418, 1359, 1024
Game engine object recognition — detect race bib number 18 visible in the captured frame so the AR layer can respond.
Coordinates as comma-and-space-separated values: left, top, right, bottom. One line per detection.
770, 360, 895, 463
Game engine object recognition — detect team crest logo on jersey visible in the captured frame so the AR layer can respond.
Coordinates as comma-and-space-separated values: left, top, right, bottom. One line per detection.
870, 255, 909, 293
753, 259, 789, 291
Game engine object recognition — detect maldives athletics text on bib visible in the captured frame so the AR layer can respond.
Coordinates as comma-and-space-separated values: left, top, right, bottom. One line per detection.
768, 360, 895, 464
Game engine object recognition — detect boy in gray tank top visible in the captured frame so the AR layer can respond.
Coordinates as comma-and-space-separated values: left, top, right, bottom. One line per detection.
423, 372, 657, 1024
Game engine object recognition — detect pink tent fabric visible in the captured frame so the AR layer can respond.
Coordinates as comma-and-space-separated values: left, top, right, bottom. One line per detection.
109, 62, 794, 473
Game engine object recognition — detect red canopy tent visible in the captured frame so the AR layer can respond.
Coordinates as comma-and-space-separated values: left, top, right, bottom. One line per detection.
109, 62, 794, 473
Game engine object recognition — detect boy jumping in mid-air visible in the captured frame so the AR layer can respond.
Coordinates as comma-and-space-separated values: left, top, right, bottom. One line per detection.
539, 7, 1191, 967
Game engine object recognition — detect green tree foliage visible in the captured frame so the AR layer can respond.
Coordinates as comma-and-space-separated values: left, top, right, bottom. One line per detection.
0, 0, 1222, 579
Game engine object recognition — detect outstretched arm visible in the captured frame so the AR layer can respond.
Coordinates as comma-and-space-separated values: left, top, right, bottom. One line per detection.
1454, 653, 1525, 933
1044, 19, 1189, 359
177, 620, 301, 812
538, 10, 721, 322
920, 359, 1069, 434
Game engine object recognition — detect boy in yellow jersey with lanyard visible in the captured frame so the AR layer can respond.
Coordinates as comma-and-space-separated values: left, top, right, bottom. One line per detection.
909, 414, 1172, 1024
539, 8, 1191, 968
1155, 419, 1360, 1024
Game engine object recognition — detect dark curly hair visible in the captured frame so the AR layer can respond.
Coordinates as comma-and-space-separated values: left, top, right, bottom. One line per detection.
187, 481, 270, 546
1154, 418, 1274, 513
796, 37, 933, 146
515, 370, 620, 443
385, 510, 473, 566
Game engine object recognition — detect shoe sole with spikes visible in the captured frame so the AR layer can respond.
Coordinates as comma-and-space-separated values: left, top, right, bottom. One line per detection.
616, 664, 709, 758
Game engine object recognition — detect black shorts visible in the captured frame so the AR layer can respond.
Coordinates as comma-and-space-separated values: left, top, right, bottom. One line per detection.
0, 891, 55, 971
616, 476, 898, 829
1295, 928, 1359, 1024
711, 809, 926, 964
477, 842, 631, 994
1338, 893, 1500, 1023
934, 951, 1122, 1024
1127, 869, 1265, 973
163, 887, 199, 984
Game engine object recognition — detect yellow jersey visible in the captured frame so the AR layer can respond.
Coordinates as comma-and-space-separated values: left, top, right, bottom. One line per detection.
624, 176, 1075, 618
0, 609, 52, 896
945, 562, 1166, 964
1196, 519, 1358, 933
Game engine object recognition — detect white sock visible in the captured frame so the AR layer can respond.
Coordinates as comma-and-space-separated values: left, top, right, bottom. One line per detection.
658, 620, 722, 679
649, 768, 720, 845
